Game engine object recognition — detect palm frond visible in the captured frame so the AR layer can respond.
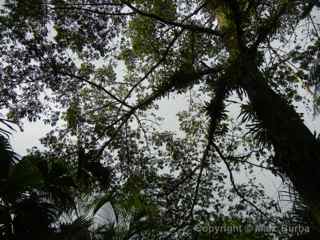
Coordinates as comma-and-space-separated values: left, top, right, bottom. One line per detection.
20, 154, 77, 212
92, 193, 113, 216
308, 58, 320, 116
8, 156, 44, 194
309, 58, 320, 85
0, 135, 19, 180
0, 118, 17, 138
0, 135, 19, 161
12, 194, 59, 239
58, 216, 92, 240
239, 102, 256, 123
279, 183, 312, 226
239, 103, 272, 148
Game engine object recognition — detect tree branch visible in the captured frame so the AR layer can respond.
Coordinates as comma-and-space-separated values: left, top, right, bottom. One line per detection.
254, 0, 320, 49
95, 65, 222, 157
157, 166, 200, 198
51, 6, 135, 16
188, 77, 229, 220
123, 29, 184, 104
122, 1, 217, 104
60, 71, 133, 109
212, 142, 275, 222
123, 1, 222, 36
229, 155, 278, 172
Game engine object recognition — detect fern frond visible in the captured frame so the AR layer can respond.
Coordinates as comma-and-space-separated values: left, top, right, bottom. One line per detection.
239, 103, 273, 148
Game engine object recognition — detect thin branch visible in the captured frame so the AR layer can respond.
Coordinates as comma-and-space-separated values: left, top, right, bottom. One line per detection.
104, 29, 184, 136
123, 29, 184, 103
229, 155, 278, 172
121, 1, 216, 105
267, 45, 308, 89
61, 71, 133, 109
132, 113, 151, 153
157, 166, 200, 198
212, 142, 275, 222
309, 14, 320, 38
254, 0, 320, 49
51, 6, 135, 16
188, 141, 209, 220
188, 79, 229, 219
95, 65, 222, 157
129, 66, 223, 112
96, 111, 132, 157
67, 3, 122, 7
123, 1, 222, 36
183, 1, 209, 21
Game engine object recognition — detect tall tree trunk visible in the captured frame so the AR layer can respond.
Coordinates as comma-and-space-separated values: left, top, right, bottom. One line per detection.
205, 0, 320, 227
238, 50, 320, 226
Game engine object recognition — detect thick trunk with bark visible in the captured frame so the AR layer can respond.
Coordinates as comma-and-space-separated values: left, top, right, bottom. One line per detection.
206, 0, 320, 228
237, 51, 320, 226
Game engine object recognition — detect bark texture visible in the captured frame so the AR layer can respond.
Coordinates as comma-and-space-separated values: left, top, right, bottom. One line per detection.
238, 50, 320, 226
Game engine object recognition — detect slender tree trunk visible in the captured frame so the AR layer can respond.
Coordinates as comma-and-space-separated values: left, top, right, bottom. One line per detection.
238, 50, 320, 226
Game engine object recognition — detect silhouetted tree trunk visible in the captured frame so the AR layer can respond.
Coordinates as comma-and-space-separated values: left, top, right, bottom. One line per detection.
238, 49, 320, 226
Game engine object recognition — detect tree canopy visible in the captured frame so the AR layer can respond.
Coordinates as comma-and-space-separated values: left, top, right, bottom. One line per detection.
1, 0, 320, 239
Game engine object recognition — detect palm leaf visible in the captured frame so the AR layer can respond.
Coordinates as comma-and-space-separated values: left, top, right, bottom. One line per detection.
58, 216, 92, 240
239, 103, 272, 147
308, 58, 320, 116
0, 117, 17, 139
8, 157, 44, 194
0, 135, 19, 181
12, 194, 59, 239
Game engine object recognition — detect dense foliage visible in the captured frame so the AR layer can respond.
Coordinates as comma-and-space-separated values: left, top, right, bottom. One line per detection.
1, 0, 320, 239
